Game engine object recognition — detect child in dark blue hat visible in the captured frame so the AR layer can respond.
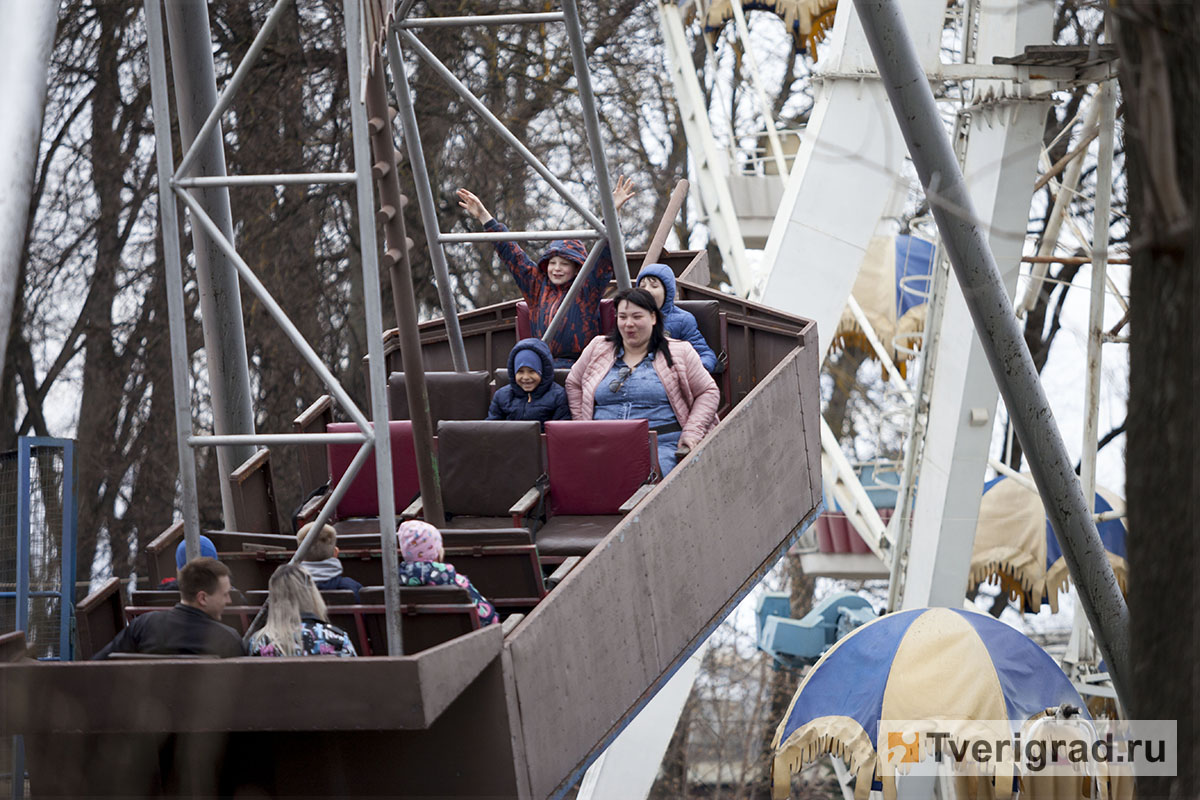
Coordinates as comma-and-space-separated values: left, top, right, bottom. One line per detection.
157, 534, 220, 590
488, 338, 570, 426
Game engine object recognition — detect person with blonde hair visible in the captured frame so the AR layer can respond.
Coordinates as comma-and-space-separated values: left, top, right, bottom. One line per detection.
249, 564, 357, 657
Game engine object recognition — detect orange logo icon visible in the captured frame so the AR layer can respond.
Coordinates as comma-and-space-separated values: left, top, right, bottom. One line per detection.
887, 731, 920, 764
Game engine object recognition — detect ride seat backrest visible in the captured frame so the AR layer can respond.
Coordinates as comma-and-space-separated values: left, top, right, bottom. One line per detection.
227, 448, 284, 534
442, 534, 545, 606
388, 371, 491, 424
293, 394, 334, 496
437, 420, 543, 517
544, 420, 653, 515
128, 590, 181, 607
75, 577, 125, 660
205, 531, 297, 551
350, 604, 480, 655
493, 368, 571, 388
674, 300, 723, 365
358, 585, 470, 605
144, 521, 184, 587
327, 421, 420, 518
241, 589, 360, 606
515, 298, 616, 340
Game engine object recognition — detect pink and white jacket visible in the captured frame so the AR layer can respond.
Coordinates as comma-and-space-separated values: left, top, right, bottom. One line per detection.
566, 337, 720, 443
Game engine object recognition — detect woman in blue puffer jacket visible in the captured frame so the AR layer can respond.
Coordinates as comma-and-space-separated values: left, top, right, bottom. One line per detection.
635, 263, 718, 372
487, 337, 570, 426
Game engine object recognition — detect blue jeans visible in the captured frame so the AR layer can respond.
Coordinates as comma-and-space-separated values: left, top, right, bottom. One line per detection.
593, 354, 682, 474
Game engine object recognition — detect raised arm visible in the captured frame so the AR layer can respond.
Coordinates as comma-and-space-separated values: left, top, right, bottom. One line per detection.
456, 188, 492, 223
458, 187, 538, 298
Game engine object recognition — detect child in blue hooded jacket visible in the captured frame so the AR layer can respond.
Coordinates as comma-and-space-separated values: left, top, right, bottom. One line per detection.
489, 338, 570, 425
636, 263, 718, 372
457, 177, 636, 367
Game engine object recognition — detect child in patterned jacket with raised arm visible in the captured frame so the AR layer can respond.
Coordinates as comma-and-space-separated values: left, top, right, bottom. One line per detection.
456, 176, 636, 367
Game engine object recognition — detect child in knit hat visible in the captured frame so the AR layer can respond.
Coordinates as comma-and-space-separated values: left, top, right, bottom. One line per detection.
487, 338, 569, 426
457, 176, 637, 367
296, 522, 363, 601
158, 534, 220, 589
397, 520, 499, 627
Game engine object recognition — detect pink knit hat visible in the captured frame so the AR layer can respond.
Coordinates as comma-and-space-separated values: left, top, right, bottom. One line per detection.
397, 520, 442, 562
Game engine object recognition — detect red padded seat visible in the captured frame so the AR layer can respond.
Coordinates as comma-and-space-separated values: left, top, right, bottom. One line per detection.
536, 420, 654, 557
544, 420, 652, 515
326, 421, 419, 519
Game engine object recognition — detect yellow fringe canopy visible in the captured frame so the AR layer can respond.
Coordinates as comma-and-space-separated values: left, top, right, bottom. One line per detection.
969, 476, 1128, 614
702, 0, 839, 56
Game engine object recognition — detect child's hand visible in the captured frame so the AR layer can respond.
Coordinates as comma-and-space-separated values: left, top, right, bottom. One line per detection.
611, 175, 637, 212
457, 188, 492, 223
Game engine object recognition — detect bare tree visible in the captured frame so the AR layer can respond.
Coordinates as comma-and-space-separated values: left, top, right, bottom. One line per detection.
1115, 2, 1198, 797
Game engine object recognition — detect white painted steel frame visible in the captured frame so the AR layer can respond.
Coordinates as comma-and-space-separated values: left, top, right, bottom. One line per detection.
0, 1, 58, 385
852, 0, 1131, 707
656, 1, 752, 293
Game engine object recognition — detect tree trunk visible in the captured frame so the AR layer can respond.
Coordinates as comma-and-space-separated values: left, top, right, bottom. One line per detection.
1116, 3, 1198, 797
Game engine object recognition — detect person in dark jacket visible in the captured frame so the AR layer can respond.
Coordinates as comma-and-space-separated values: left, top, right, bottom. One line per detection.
488, 338, 569, 426
636, 263, 718, 372
456, 176, 636, 366
295, 522, 362, 601
94, 558, 245, 659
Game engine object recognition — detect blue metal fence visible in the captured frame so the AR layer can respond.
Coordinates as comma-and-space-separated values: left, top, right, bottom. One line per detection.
2, 437, 78, 799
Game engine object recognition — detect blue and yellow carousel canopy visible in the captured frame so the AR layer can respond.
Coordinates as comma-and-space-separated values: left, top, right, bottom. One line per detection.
970, 475, 1128, 613
833, 234, 936, 377
772, 607, 1087, 800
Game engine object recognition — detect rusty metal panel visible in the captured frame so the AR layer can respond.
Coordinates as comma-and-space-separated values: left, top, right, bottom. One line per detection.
0, 624, 501, 736
505, 344, 822, 798
505, 533, 662, 795
22, 657, 518, 798
639, 352, 817, 665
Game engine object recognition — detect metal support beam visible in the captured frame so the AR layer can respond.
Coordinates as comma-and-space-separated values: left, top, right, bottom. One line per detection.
346, 0, 405, 655
1080, 79, 1116, 530
174, 173, 357, 188
752, 0, 944, 327
852, 0, 1131, 708
172, 0, 295, 180
559, 0, 629, 288
896, 0, 1052, 615
0, 1, 57, 384
542, 239, 608, 344
656, 2, 751, 293
397, 29, 607, 233
439, 229, 601, 243
398, 12, 564, 27
145, 0, 203, 559
639, 179, 689, 270
1070, 78, 1117, 672
385, 33, 469, 372
164, 0, 258, 528
175, 192, 373, 433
